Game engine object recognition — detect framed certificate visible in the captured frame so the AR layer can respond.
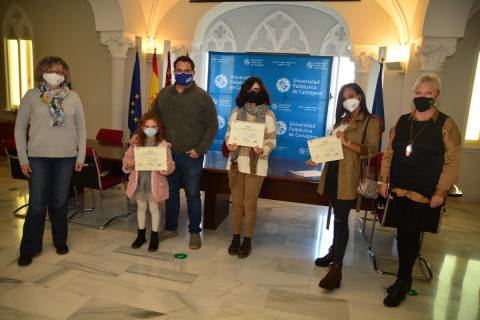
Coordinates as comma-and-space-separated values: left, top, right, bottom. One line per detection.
134, 146, 167, 171
308, 136, 344, 163
228, 120, 265, 148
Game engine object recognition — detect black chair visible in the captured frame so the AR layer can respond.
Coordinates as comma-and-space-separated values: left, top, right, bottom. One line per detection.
2, 138, 29, 218
357, 151, 462, 281
68, 147, 129, 229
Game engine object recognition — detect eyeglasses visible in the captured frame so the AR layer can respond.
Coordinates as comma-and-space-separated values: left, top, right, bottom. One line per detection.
46, 69, 64, 75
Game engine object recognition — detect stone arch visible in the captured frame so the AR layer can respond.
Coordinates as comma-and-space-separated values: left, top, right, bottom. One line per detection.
2, 3, 34, 39
246, 11, 309, 53
204, 20, 237, 52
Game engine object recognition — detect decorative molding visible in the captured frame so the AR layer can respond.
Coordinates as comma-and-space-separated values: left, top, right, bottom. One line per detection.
171, 44, 192, 57
204, 20, 237, 52
2, 3, 33, 39
193, 1, 350, 50
390, 0, 409, 44
320, 24, 350, 57
246, 11, 310, 53
351, 52, 377, 74
416, 37, 458, 73
100, 31, 135, 58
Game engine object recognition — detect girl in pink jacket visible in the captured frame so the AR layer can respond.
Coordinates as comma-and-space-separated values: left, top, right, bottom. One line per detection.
123, 112, 175, 251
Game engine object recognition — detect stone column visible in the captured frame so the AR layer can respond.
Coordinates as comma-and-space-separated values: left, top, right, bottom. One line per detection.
416, 37, 457, 75
100, 31, 135, 129
351, 51, 377, 90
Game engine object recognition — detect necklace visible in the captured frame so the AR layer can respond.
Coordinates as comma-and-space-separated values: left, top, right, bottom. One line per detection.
406, 118, 430, 157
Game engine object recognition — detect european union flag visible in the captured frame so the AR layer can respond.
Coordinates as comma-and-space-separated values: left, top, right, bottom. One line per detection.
128, 51, 142, 135
372, 62, 385, 134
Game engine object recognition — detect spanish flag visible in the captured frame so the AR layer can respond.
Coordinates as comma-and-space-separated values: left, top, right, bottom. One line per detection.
148, 48, 159, 110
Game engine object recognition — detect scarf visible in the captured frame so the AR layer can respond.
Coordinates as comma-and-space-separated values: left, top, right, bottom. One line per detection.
230, 103, 268, 175
39, 81, 69, 127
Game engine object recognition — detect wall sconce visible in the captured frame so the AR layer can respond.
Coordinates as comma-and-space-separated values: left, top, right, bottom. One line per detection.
383, 45, 410, 74
143, 37, 163, 63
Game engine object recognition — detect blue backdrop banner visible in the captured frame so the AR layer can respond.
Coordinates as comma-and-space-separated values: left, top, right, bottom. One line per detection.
207, 52, 333, 160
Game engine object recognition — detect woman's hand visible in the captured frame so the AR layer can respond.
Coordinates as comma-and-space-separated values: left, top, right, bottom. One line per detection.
21, 163, 32, 177
336, 131, 349, 146
227, 143, 238, 152
379, 183, 388, 198
75, 162, 84, 172
305, 159, 319, 167
430, 195, 444, 208
253, 146, 263, 155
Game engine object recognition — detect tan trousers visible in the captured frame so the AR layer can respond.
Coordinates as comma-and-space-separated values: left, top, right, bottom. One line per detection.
228, 171, 265, 237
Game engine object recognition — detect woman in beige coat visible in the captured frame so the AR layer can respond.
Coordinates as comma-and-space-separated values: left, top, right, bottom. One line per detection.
308, 83, 379, 290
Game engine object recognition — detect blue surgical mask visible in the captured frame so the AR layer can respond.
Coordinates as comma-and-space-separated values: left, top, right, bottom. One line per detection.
143, 127, 157, 137
175, 73, 193, 86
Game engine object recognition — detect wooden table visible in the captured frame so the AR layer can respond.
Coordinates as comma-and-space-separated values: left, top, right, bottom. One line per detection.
201, 151, 333, 229
87, 141, 353, 231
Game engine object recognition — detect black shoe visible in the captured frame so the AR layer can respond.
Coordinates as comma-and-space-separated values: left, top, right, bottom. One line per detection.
383, 280, 411, 307
55, 245, 69, 255
386, 280, 398, 294
228, 234, 241, 255
237, 237, 252, 258
148, 231, 159, 252
315, 245, 335, 267
17, 255, 33, 266
387, 278, 412, 294
131, 229, 147, 249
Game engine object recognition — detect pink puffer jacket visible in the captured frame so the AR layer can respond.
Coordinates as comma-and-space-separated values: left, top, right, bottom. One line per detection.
122, 138, 175, 201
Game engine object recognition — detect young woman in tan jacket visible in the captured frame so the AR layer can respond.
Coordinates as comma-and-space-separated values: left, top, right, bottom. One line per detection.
308, 83, 379, 290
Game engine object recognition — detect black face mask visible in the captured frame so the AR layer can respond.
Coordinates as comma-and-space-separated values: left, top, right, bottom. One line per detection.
413, 97, 434, 112
245, 91, 267, 105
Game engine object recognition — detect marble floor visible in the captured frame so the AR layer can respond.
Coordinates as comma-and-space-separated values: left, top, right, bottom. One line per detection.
0, 157, 479, 320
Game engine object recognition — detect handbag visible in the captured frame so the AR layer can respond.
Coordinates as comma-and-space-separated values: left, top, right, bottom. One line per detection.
357, 160, 379, 199
356, 116, 379, 199
221, 139, 230, 158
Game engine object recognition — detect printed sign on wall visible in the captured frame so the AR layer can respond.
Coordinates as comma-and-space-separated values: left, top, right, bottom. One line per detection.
208, 52, 333, 160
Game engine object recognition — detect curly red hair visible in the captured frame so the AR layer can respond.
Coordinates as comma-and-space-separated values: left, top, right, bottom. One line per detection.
133, 112, 164, 146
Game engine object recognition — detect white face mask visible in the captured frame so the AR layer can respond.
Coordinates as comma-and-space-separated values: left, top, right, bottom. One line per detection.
43, 73, 65, 87
343, 98, 360, 112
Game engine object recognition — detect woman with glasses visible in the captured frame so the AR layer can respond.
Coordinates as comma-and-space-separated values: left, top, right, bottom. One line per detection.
14, 56, 86, 266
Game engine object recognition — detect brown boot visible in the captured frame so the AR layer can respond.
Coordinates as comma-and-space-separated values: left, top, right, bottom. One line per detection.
319, 262, 342, 290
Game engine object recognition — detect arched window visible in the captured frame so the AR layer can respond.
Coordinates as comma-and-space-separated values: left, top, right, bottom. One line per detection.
2, 3, 34, 111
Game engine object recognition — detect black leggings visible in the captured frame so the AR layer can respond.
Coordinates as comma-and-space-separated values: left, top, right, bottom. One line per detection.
394, 196, 429, 281
396, 228, 422, 281
331, 199, 355, 264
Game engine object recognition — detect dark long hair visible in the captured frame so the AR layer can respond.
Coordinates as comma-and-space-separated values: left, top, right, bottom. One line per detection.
134, 112, 164, 146
236, 76, 271, 107
335, 83, 370, 125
